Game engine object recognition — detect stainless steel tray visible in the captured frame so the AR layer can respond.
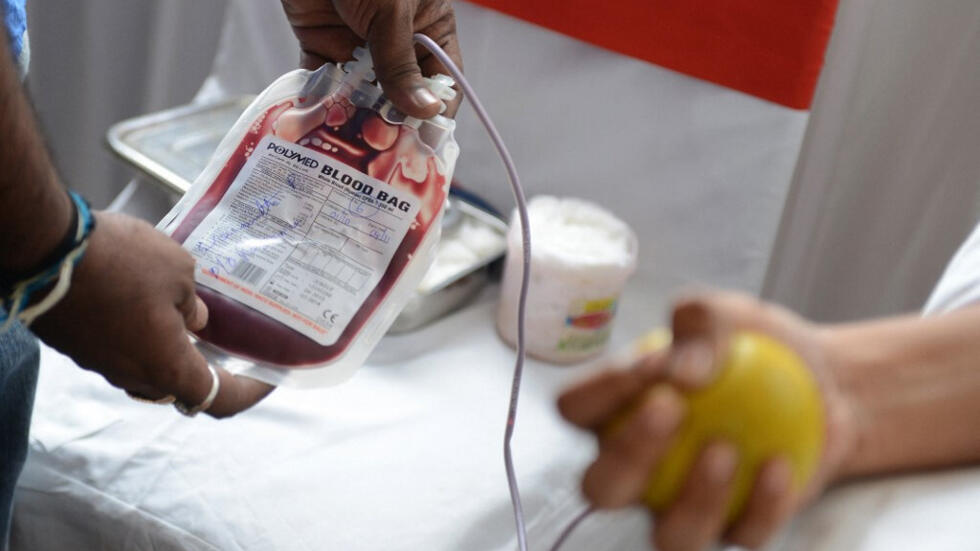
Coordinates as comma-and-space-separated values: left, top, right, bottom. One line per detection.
106, 97, 253, 194
388, 198, 508, 333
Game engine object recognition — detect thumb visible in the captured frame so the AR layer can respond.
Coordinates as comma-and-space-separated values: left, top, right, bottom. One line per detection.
669, 290, 794, 388
668, 293, 736, 389
366, 5, 442, 119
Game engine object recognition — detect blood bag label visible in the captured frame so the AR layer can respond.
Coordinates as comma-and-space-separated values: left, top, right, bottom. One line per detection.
184, 134, 421, 345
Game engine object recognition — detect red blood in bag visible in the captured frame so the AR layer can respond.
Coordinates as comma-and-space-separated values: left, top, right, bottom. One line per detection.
171, 96, 448, 366
324, 101, 352, 127
362, 114, 399, 151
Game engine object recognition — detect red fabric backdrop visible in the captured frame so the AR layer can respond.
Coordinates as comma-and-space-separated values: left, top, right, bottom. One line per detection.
465, 0, 840, 109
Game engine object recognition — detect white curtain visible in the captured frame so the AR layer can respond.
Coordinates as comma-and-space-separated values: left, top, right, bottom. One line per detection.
25, 0, 227, 208
763, 0, 980, 321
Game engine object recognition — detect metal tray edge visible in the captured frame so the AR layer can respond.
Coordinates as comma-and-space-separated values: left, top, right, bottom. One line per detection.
105, 96, 255, 195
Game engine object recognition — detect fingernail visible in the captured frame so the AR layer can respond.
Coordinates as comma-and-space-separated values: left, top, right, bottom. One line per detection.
635, 350, 668, 380
638, 386, 684, 437
411, 86, 440, 110
707, 443, 738, 483
763, 459, 792, 495
671, 340, 715, 385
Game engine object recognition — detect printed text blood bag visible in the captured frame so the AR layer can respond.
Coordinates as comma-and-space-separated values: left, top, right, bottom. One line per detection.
159, 50, 459, 387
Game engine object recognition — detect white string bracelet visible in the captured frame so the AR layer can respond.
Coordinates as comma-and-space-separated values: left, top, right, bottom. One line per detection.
17, 240, 90, 327
0, 190, 95, 333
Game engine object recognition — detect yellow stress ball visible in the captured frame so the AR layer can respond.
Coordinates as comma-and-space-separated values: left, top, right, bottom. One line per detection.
614, 330, 824, 521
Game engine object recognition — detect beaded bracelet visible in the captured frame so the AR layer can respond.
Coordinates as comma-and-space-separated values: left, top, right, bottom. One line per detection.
0, 191, 96, 332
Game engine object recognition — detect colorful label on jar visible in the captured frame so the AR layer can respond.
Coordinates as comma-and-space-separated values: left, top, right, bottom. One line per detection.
557, 296, 618, 352
183, 134, 421, 346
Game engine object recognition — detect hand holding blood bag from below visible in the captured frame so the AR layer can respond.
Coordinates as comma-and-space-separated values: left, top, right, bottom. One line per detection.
31, 212, 274, 418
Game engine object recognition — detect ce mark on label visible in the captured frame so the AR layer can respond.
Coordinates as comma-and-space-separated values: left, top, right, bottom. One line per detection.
321, 309, 340, 325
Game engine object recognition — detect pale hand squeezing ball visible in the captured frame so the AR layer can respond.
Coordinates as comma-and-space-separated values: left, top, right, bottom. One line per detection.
608, 330, 825, 520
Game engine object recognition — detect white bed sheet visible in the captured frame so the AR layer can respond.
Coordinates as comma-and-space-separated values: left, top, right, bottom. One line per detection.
16, 284, 980, 551
17, 243, 980, 551
12, 286, 659, 551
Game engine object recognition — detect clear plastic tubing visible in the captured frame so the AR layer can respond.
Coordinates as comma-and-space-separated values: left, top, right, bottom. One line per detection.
412, 33, 533, 551
414, 35, 593, 551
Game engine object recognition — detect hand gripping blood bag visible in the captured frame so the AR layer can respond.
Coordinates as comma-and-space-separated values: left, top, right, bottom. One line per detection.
158, 48, 459, 387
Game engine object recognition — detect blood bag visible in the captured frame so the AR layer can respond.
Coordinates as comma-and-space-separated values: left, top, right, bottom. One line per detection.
158, 49, 459, 387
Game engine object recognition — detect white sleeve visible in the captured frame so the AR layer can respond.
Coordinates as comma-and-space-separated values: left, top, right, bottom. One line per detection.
923, 221, 980, 315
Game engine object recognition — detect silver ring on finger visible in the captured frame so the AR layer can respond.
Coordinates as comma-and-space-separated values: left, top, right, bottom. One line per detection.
174, 364, 220, 418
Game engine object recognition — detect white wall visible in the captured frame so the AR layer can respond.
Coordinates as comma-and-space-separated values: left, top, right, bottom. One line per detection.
25, 0, 227, 207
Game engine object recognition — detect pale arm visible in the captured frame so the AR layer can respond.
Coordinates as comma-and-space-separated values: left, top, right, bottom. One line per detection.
828, 304, 980, 478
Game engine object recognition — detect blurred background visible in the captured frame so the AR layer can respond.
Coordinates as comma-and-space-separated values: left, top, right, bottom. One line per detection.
21, 0, 980, 323
26, 1, 227, 207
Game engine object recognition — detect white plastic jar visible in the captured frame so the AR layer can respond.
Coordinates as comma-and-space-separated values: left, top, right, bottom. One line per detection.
496, 196, 638, 363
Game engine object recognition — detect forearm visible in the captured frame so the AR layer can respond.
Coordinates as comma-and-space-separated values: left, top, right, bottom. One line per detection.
0, 32, 72, 275
826, 304, 980, 478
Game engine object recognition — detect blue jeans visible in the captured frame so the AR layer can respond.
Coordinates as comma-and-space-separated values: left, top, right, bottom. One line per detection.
0, 322, 39, 549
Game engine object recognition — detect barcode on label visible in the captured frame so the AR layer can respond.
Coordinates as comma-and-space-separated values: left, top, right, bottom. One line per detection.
231, 261, 266, 286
